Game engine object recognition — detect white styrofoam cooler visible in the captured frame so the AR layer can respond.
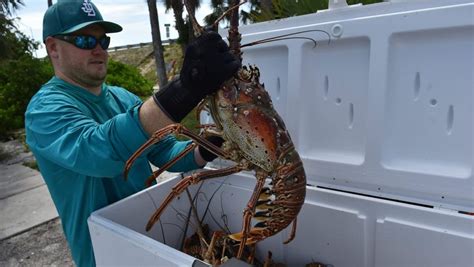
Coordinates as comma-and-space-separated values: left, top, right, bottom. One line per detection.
89, 172, 473, 266
89, 0, 474, 266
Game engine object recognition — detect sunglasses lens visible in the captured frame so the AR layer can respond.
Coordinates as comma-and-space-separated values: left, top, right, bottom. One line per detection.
86, 36, 98, 49
72, 36, 95, 49
99, 37, 110, 50
73, 36, 85, 49
57, 35, 109, 50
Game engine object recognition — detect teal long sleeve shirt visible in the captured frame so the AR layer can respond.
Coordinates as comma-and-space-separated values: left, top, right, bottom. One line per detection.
25, 77, 201, 267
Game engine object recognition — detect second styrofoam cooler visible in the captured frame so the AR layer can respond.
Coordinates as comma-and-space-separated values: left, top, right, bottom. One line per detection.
88, 0, 474, 266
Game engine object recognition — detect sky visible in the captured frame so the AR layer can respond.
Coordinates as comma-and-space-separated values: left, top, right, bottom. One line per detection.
13, 0, 215, 58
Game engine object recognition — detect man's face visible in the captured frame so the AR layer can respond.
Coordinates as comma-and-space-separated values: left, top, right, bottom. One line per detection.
48, 24, 109, 89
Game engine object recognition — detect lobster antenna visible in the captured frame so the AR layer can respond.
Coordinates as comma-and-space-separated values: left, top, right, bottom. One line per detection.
184, 0, 203, 36
145, 190, 167, 244
228, 0, 243, 61
199, 177, 227, 224
241, 37, 321, 48
211, 0, 247, 29
179, 182, 205, 251
240, 29, 332, 48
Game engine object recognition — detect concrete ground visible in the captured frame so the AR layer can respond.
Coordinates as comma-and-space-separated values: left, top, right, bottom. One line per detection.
0, 137, 178, 266
0, 218, 73, 266
0, 138, 73, 266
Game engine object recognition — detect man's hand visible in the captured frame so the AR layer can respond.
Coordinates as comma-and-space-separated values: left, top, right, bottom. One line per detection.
153, 32, 241, 122
180, 32, 240, 96
198, 136, 225, 162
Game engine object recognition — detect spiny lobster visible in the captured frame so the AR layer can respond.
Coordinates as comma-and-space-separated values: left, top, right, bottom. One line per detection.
124, 0, 313, 260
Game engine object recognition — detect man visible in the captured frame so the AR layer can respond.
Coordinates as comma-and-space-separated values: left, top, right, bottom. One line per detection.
24, 0, 240, 266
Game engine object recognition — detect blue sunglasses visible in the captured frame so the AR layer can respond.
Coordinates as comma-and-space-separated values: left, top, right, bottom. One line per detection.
54, 35, 111, 50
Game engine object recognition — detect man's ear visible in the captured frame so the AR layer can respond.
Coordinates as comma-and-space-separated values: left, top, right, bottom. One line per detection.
45, 37, 59, 59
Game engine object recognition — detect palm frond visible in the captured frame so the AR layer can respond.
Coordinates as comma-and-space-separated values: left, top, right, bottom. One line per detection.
0, 0, 24, 16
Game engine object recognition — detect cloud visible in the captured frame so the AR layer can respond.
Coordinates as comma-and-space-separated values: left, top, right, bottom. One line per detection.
96, 3, 149, 20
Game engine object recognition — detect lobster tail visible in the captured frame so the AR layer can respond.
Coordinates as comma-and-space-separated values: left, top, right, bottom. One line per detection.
229, 146, 306, 246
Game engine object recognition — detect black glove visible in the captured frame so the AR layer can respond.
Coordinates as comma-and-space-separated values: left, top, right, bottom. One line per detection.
198, 136, 224, 162
153, 31, 241, 122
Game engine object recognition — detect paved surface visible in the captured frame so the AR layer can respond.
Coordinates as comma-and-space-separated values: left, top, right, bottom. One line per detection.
0, 138, 178, 266
0, 165, 58, 240
0, 218, 73, 266
0, 139, 72, 266
0, 140, 59, 241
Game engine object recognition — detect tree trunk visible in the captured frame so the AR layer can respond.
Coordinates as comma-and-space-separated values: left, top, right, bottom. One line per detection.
47, 0, 53, 7
186, 1, 196, 44
170, 0, 187, 54
147, 0, 168, 88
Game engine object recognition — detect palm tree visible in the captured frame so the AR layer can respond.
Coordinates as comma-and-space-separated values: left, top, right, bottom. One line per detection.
203, 0, 229, 27
1, 0, 23, 15
203, 0, 257, 28
147, 0, 168, 88
162, 0, 185, 52
248, 0, 383, 23
1, 0, 24, 24
184, 0, 200, 42
162, 0, 201, 51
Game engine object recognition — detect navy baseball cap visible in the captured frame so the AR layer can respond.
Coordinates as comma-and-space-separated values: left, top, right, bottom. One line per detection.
42, 0, 122, 42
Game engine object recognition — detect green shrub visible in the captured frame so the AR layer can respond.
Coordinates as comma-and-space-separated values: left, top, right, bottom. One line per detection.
0, 56, 53, 138
106, 60, 154, 97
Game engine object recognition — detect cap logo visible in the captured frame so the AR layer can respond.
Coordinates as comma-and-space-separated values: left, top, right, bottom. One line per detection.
81, 0, 96, 17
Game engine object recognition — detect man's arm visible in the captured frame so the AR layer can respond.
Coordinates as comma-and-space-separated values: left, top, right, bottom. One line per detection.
138, 97, 174, 135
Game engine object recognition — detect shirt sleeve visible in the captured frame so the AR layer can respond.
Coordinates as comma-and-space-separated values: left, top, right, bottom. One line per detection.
26, 94, 148, 177
26, 85, 199, 179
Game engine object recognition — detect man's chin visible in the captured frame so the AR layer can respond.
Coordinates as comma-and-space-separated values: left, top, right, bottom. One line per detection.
90, 72, 107, 83
85, 75, 106, 88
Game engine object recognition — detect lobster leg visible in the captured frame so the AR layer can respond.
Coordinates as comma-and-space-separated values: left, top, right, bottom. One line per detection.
232, 170, 268, 259
145, 143, 197, 187
124, 123, 229, 180
204, 229, 226, 263
145, 130, 226, 187
195, 98, 209, 122
283, 217, 297, 244
146, 164, 246, 231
